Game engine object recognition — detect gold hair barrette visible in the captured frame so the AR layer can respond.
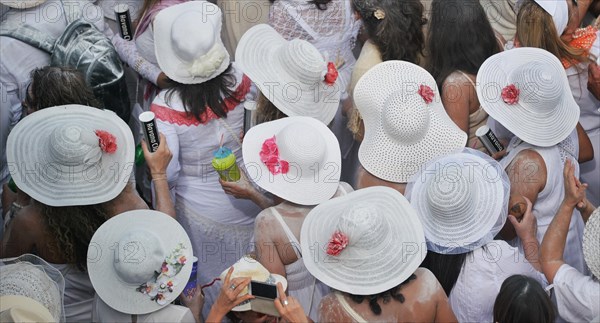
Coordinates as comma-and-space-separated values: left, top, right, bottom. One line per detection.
374, 9, 385, 20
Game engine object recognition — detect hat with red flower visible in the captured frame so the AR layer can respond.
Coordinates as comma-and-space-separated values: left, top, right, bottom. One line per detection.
242, 116, 341, 205
476, 47, 580, 147
88, 210, 193, 315
301, 187, 426, 295
6, 105, 134, 206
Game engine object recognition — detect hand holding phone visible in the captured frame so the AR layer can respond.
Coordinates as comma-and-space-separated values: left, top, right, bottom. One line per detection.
249, 280, 280, 317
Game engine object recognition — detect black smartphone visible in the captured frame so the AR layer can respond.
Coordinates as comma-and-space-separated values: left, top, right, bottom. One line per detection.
249, 280, 277, 299
248, 280, 280, 317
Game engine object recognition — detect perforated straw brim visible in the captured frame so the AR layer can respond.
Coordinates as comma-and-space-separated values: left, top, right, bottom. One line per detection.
406, 149, 510, 254
6, 105, 134, 206
301, 187, 426, 295
354, 61, 467, 183
476, 47, 579, 147
236, 24, 340, 125
583, 208, 600, 279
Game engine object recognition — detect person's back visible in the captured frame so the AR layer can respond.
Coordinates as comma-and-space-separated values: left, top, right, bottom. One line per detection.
319, 268, 454, 322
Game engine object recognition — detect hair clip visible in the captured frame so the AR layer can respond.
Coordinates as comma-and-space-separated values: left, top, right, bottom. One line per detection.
374, 9, 385, 20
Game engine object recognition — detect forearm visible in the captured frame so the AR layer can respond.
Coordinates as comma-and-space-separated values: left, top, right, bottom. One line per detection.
205, 307, 227, 323
111, 34, 161, 85
152, 176, 176, 218
541, 202, 573, 282
521, 237, 541, 271
580, 202, 597, 223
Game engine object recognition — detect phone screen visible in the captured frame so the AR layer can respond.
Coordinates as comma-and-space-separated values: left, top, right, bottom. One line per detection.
250, 281, 277, 299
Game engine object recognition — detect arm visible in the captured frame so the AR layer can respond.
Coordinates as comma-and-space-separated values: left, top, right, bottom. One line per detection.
576, 123, 594, 163
540, 159, 587, 283
274, 282, 312, 323
220, 171, 274, 210
509, 197, 541, 271
254, 211, 287, 277
143, 133, 175, 217
206, 267, 253, 322
441, 77, 472, 134
0, 206, 37, 258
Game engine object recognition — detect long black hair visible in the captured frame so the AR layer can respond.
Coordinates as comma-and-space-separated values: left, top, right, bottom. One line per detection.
347, 274, 417, 315
420, 251, 468, 296
269, 0, 332, 10
426, 0, 501, 90
165, 65, 238, 122
353, 0, 426, 63
494, 275, 556, 323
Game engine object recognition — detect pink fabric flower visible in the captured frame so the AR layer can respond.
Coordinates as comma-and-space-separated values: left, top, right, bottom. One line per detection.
324, 62, 339, 86
326, 231, 349, 256
501, 84, 520, 105
259, 136, 289, 175
95, 130, 117, 154
178, 256, 187, 265
418, 85, 434, 104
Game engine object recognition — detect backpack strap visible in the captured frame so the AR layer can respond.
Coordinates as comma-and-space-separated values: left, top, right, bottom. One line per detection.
0, 23, 56, 53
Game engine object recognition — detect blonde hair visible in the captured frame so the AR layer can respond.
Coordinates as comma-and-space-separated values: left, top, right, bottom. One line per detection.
254, 92, 287, 125
516, 1, 587, 64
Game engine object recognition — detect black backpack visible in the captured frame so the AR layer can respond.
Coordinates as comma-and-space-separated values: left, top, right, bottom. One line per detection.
0, 0, 131, 122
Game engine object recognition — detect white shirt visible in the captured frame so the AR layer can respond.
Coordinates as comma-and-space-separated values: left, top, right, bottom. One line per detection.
553, 264, 600, 322
449, 240, 547, 323
92, 296, 195, 323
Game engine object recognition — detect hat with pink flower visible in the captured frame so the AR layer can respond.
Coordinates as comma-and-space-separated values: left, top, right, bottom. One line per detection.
87, 210, 193, 315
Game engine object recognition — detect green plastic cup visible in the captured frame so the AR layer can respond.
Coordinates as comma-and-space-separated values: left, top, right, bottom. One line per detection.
212, 147, 241, 182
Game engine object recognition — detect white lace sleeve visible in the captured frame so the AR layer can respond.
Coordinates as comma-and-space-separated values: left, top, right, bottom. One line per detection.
108, 29, 162, 85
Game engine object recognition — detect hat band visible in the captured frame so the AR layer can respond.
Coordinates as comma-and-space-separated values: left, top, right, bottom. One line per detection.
188, 43, 227, 79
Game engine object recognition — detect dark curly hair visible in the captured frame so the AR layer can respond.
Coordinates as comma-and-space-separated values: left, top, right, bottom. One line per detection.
352, 0, 426, 63
40, 204, 107, 272
348, 274, 416, 315
27, 66, 100, 112
425, 0, 501, 90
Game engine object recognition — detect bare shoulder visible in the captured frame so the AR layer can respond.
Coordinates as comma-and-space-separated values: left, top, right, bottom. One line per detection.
506, 149, 547, 189
404, 268, 446, 301
318, 293, 350, 322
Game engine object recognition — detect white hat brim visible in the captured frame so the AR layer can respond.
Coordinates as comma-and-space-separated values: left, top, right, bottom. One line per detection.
6, 105, 134, 206
476, 47, 580, 147
154, 1, 230, 84
300, 187, 426, 295
0, 0, 45, 9
0, 296, 55, 322
354, 61, 467, 183
236, 24, 340, 125
406, 149, 510, 254
87, 210, 193, 315
242, 116, 341, 205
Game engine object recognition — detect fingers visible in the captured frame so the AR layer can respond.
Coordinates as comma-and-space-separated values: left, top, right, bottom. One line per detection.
508, 214, 518, 226
141, 139, 149, 154
223, 266, 234, 288
523, 196, 532, 213
231, 277, 251, 296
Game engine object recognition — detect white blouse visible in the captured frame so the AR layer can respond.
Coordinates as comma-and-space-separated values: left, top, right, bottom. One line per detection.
553, 264, 600, 322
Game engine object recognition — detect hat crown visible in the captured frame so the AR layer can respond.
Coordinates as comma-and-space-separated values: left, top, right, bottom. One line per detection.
426, 166, 476, 221
509, 62, 563, 113
338, 204, 388, 251
279, 39, 326, 85
382, 91, 430, 145
171, 12, 216, 63
49, 124, 101, 167
113, 231, 165, 285
277, 123, 326, 169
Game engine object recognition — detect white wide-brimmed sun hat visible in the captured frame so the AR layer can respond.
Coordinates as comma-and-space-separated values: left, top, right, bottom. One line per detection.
476, 47, 579, 147
219, 256, 287, 312
242, 116, 341, 205
583, 207, 600, 279
6, 105, 134, 207
154, 1, 229, 84
0, 0, 45, 9
354, 60, 467, 183
87, 210, 193, 315
301, 187, 426, 295
0, 254, 65, 322
405, 148, 510, 254
236, 24, 341, 125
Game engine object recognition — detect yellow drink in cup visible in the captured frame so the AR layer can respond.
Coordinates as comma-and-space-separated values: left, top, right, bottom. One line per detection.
212, 146, 241, 182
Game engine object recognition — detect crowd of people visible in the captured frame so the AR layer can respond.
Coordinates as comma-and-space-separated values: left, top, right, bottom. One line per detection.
0, 0, 599, 322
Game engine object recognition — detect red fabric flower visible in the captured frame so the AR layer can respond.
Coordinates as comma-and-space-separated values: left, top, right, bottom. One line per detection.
501, 84, 520, 105
326, 231, 349, 256
259, 136, 289, 175
95, 130, 117, 154
418, 85, 434, 104
324, 62, 339, 86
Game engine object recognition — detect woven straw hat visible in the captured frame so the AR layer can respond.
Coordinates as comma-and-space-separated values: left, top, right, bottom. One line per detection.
583, 207, 600, 279
353, 60, 467, 183
154, 1, 229, 84
219, 256, 287, 312
87, 210, 193, 315
476, 47, 579, 147
242, 116, 341, 205
236, 24, 341, 125
301, 187, 426, 295
6, 105, 134, 207
405, 148, 510, 254
0, 254, 65, 322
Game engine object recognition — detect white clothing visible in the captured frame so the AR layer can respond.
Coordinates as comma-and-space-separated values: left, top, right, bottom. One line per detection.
51, 263, 95, 323
152, 64, 261, 318
499, 131, 587, 274
479, 0, 519, 41
449, 240, 546, 323
553, 264, 600, 322
135, 27, 158, 67
92, 296, 195, 323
